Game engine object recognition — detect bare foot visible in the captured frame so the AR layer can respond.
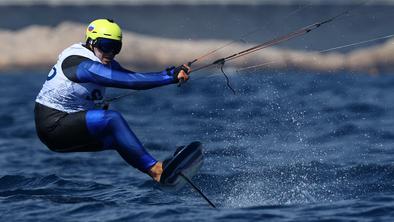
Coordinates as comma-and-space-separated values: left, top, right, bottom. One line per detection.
148, 162, 163, 182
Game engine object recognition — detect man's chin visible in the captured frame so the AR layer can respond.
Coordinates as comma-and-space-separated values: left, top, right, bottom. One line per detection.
102, 58, 113, 64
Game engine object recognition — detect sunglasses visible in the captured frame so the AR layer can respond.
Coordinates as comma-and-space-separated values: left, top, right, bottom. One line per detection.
94, 38, 122, 54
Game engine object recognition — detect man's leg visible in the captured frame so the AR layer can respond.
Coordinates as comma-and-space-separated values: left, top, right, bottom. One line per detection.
34, 103, 103, 152
85, 110, 160, 175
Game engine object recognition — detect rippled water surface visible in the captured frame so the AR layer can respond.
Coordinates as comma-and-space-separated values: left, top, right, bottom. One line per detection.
1, 70, 394, 221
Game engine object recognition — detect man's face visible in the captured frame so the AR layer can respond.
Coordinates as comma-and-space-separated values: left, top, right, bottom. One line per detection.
93, 46, 115, 65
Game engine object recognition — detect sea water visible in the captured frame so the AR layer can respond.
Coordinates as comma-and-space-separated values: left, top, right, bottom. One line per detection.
1, 70, 394, 221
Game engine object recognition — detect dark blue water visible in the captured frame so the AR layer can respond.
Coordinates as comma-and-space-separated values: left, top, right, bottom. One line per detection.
1, 70, 394, 221
1, 4, 392, 51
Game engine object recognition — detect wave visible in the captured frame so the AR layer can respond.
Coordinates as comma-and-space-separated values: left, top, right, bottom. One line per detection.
1, 22, 394, 74
0, 174, 111, 192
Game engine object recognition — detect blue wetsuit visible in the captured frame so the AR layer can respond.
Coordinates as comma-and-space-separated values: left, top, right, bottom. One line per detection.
80, 60, 174, 171
76, 59, 174, 89
35, 56, 177, 173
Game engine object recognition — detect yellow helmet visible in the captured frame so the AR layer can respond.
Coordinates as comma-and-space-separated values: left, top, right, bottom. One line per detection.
85, 19, 122, 42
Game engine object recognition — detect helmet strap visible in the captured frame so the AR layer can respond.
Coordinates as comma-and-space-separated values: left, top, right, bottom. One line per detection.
85, 38, 95, 52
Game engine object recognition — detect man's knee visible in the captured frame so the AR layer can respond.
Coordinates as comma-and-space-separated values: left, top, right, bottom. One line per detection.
105, 110, 127, 127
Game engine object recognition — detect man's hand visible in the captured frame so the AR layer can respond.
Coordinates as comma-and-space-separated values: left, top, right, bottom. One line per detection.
167, 64, 191, 83
176, 64, 191, 83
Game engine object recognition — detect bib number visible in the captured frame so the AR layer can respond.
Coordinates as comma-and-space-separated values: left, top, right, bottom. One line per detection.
47, 67, 57, 80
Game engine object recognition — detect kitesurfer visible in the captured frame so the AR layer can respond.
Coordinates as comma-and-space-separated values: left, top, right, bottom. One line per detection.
34, 19, 190, 182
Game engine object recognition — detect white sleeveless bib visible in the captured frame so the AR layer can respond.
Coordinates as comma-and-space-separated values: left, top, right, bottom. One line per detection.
36, 43, 106, 113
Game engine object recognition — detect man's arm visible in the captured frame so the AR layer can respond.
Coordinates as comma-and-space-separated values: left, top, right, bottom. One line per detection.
62, 56, 176, 90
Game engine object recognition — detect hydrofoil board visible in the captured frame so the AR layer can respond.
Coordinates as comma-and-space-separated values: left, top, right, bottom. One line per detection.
160, 141, 203, 191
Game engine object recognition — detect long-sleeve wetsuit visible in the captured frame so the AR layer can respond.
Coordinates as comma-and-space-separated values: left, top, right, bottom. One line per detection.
35, 51, 177, 173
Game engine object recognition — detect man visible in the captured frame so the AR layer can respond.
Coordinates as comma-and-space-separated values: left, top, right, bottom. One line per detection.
34, 19, 190, 183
